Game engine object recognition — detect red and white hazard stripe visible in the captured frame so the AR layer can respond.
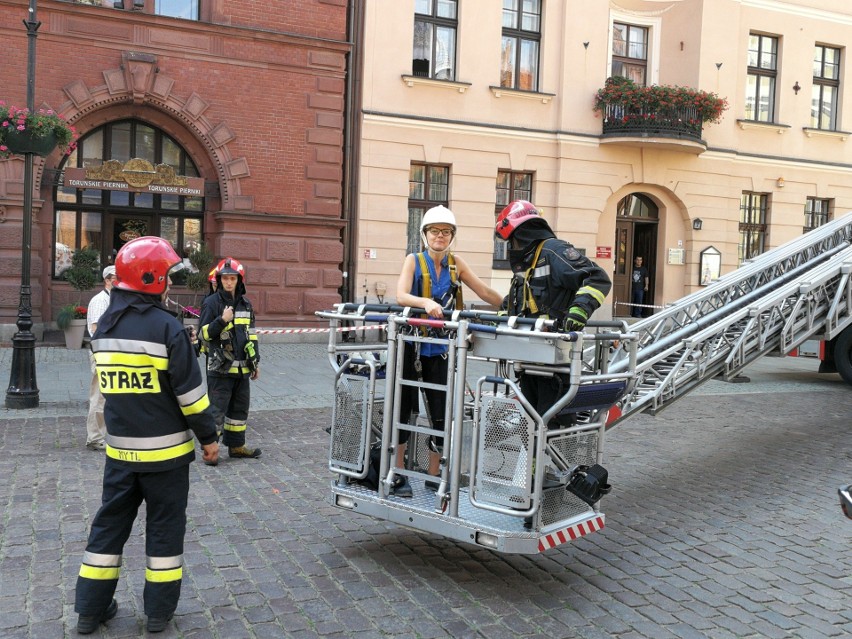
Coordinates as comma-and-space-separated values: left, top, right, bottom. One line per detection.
537, 515, 605, 552
256, 324, 385, 335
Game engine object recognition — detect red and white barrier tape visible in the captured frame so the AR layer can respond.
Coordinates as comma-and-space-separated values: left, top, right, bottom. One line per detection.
256, 324, 385, 335
614, 301, 667, 310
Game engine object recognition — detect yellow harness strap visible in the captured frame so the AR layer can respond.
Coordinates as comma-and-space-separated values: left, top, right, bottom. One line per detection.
416, 252, 463, 310
520, 241, 546, 315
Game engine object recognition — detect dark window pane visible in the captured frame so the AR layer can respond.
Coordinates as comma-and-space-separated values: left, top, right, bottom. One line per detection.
136, 124, 156, 163
111, 122, 132, 162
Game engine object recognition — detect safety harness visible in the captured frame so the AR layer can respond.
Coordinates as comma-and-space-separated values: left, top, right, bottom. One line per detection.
513, 240, 547, 315
411, 252, 459, 452
416, 252, 464, 311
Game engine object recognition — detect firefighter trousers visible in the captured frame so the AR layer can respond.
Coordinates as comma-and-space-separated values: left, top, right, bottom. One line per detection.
207, 374, 251, 448
75, 464, 189, 618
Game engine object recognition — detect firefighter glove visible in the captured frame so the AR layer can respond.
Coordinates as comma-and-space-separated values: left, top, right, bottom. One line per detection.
561, 306, 588, 332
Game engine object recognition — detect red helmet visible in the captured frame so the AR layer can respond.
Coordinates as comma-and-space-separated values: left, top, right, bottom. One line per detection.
114, 236, 182, 295
207, 266, 218, 283
215, 257, 246, 283
495, 200, 543, 240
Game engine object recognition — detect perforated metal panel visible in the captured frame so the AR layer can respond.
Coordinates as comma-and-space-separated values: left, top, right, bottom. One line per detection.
329, 375, 376, 473
548, 429, 600, 471
474, 396, 534, 508
540, 486, 592, 527
537, 429, 602, 526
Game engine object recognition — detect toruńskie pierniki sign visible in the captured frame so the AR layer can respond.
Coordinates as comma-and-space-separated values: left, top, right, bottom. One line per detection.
64, 158, 204, 197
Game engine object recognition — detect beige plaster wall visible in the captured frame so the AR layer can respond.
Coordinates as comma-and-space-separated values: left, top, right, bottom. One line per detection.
356, 0, 852, 319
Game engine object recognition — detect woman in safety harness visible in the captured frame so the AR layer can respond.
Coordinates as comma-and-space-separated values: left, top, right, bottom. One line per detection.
393, 205, 504, 497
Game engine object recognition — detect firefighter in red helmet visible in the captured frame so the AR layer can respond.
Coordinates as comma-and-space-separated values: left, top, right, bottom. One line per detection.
496, 200, 612, 428
200, 257, 262, 461
75, 236, 219, 634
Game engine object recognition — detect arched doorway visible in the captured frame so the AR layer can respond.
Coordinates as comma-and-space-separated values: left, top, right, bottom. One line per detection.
53, 118, 204, 281
613, 193, 658, 317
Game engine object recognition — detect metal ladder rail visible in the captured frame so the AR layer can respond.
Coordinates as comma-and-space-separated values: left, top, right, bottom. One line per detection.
711, 248, 852, 376
612, 248, 852, 421
727, 248, 852, 374
613, 213, 852, 360
815, 261, 852, 341
380, 316, 459, 503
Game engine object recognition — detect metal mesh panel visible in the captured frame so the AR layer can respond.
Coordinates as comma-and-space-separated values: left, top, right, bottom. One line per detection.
548, 429, 600, 471
540, 486, 592, 526
329, 375, 372, 472
474, 397, 534, 508
538, 429, 601, 525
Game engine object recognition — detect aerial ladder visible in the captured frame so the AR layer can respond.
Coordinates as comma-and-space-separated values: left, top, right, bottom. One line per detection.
609, 211, 852, 424
318, 213, 852, 554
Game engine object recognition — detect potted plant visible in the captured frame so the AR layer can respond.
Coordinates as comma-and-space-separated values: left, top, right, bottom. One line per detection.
58, 246, 100, 349
0, 101, 78, 159
182, 242, 215, 327
56, 304, 89, 350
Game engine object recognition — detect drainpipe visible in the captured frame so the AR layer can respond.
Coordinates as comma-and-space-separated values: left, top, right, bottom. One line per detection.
340, 0, 364, 305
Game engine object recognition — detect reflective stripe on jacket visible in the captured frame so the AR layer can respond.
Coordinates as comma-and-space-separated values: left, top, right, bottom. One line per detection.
91, 305, 217, 472
508, 238, 612, 320
200, 291, 258, 377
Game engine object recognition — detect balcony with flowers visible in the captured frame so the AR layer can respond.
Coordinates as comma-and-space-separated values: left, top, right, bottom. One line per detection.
594, 77, 728, 154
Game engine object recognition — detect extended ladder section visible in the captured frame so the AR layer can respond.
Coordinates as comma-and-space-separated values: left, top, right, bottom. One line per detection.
609, 212, 852, 425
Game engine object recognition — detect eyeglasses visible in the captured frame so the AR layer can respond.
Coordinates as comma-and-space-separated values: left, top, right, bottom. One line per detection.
426, 227, 454, 237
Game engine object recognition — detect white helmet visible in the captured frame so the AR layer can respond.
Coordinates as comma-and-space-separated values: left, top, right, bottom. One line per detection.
420, 205, 457, 252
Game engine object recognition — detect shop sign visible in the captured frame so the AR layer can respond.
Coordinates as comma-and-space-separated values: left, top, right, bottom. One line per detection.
65, 158, 204, 196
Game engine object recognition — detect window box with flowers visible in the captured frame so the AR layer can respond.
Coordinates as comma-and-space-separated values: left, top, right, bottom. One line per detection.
594, 77, 728, 144
0, 101, 78, 159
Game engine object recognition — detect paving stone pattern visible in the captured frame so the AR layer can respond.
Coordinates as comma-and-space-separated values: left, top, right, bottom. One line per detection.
0, 345, 850, 638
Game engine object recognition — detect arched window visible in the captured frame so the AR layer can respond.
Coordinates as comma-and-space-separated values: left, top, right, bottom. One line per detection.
617, 193, 658, 219
54, 119, 204, 279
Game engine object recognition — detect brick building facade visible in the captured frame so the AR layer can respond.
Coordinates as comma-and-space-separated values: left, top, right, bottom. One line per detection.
0, 0, 354, 335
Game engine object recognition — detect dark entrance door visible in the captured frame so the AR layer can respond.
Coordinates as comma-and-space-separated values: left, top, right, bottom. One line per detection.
612, 194, 659, 318
106, 214, 153, 265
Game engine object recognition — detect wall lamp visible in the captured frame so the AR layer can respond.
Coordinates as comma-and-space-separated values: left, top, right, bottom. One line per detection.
777, 177, 785, 188
692, 218, 703, 231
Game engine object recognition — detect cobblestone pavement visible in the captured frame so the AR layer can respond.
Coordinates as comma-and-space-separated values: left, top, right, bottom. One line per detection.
0, 345, 850, 638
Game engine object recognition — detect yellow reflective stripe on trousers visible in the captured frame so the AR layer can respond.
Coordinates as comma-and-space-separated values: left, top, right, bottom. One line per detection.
146, 566, 183, 583
224, 421, 247, 432
79, 564, 121, 580
106, 439, 195, 463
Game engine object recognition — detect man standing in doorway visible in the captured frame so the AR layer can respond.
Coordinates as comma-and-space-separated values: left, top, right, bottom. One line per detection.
84, 265, 116, 451
631, 256, 649, 318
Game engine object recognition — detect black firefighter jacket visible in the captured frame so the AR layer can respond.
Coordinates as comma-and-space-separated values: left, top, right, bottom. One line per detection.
200, 289, 259, 377
91, 288, 218, 472
507, 237, 612, 321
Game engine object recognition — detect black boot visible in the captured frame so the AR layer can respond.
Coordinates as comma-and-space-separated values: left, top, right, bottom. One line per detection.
77, 598, 117, 635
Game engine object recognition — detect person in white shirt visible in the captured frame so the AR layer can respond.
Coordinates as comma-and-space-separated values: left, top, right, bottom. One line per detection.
84, 265, 116, 451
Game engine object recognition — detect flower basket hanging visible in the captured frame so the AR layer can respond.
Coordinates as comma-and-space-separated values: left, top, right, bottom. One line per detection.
0, 101, 78, 159
3, 129, 58, 156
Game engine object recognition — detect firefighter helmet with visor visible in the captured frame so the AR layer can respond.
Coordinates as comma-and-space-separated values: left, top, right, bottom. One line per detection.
114, 236, 183, 296
215, 257, 246, 283
495, 200, 543, 241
